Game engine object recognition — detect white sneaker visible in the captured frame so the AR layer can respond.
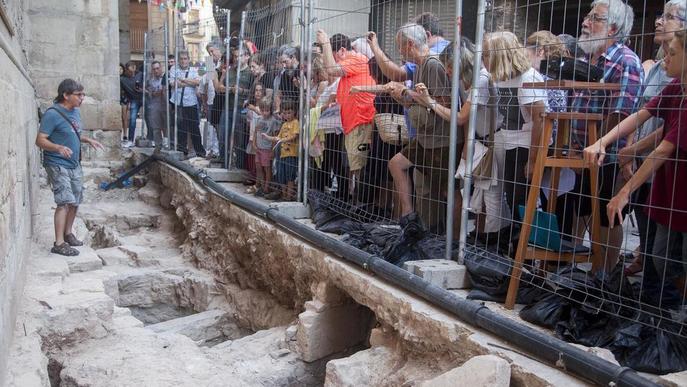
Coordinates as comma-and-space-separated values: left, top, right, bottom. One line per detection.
121, 140, 134, 148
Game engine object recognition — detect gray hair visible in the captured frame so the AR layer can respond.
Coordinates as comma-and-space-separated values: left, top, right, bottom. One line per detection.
279, 44, 299, 59
396, 23, 428, 49
591, 0, 634, 38
666, 0, 687, 26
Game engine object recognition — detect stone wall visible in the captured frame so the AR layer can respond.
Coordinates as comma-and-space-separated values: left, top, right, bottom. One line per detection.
0, 1, 41, 385
119, 0, 131, 64
25, 0, 121, 133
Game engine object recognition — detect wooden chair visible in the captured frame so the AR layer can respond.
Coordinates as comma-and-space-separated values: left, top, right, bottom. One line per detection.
504, 80, 620, 310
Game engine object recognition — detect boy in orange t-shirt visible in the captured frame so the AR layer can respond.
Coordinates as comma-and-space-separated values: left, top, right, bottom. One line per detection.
316, 30, 376, 199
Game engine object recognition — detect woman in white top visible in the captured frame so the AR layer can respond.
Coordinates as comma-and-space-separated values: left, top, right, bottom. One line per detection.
414, 38, 510, 238
483, 31, 548, 242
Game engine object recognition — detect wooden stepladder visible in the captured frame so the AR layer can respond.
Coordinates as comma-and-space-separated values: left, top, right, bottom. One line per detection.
504, 81, 621, 310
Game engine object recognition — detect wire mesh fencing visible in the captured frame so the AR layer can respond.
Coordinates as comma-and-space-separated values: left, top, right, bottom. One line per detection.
150, 0, 687, 371
460, 0, 687, 350
142, 25, 170, 149
162, 9, 229, 159
226, 0, 305, 200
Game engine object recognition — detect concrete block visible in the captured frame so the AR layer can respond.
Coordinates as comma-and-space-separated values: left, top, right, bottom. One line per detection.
205, 168, 245, 182
269, 201, 309, 219
419, 355, 511, 387
296, 303, 373, 362
160, 149, 184, 162
403, 260, 471, 290
62, 247, 103, 273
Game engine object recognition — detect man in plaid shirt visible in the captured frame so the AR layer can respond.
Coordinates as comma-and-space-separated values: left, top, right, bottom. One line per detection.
569, 0, 644, 272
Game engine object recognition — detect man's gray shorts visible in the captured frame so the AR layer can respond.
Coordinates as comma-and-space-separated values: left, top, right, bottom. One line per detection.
45, 164, 83, 206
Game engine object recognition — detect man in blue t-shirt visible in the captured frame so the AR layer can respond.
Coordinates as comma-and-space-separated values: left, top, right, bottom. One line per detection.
35, 79, 103, 256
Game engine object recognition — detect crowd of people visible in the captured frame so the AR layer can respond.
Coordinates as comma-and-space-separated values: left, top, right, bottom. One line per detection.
122, 0, 687, 294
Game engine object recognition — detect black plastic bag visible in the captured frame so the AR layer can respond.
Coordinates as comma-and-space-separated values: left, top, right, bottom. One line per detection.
464, 245, 514, 297
622, 327, 687, 374
520, 294, 569, 329
555, 307, 619, 348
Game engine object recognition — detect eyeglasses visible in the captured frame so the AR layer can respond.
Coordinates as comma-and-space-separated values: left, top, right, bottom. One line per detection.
583, 13, 609, 23
658, 13, 686, 23
71, 92, 86, 98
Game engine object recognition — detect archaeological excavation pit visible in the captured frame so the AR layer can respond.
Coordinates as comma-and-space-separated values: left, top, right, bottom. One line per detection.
6, 154, 664, 387
14, 165, 397, 387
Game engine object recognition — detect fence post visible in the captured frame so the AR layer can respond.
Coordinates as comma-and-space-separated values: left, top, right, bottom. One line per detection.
302, 0, 314, 205
223, 10, 231, 168
458, 0, 487, 263
228, 11, 246, 171
164, 17, 170, 148
444, 1, 463, 260
142, 31, 148, 142
173, 14, 179, 152
300, 0, 313, 205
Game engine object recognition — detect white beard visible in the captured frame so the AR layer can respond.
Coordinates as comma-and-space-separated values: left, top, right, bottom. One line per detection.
578, 31, 607, 55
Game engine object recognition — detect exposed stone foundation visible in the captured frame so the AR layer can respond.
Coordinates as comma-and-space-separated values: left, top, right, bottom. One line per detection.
153, 161, 589, 386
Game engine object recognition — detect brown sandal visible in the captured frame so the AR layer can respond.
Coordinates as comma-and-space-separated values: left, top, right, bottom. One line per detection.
51, 242, 80, 257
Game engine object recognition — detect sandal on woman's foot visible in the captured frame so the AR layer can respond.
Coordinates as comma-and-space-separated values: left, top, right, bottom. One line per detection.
51, 242, 80, 256
64, 233, 83, 246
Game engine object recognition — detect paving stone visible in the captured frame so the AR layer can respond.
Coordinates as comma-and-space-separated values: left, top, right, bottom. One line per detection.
95, 246, 131, 266
419, 355, 511, 387
147, 309, 248, 344
403, 260, 471, 290
63, 247, 104, 273
324, 346, 400, 387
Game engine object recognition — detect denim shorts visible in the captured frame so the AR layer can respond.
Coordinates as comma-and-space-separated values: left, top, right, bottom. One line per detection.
45, 164, 83, 206
276, 156, 298, 184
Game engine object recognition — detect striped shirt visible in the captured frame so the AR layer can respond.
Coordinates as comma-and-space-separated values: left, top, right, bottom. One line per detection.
571, 41, 644, 163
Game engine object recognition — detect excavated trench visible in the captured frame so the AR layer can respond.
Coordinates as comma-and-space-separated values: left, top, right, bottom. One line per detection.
13, 156, 618, 387
32, 167, 380, 387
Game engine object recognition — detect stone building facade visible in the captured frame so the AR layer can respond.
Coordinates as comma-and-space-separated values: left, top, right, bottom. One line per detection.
0, 0, 121, 384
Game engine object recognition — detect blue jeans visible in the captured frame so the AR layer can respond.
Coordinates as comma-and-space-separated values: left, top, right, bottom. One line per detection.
128, 99, 142, 140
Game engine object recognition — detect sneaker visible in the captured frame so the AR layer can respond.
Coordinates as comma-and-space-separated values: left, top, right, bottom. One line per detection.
121, 140, 134, 148
64, 233, 83, 247
254, 188, 265, 197
246, 186, 257, 194
51, 242, 79, 257
399, 212, 427, 240
264, 191, 282, 201
384, 212, 426, 263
